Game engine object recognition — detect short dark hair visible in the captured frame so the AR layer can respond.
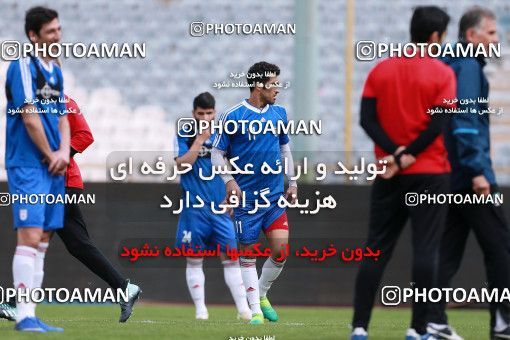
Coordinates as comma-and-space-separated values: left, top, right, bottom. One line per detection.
459, 6, 496, 41
25, 6, 59, 39
193, 92, 215, 110
410, 6, 450, 43
246, 61, 280, 92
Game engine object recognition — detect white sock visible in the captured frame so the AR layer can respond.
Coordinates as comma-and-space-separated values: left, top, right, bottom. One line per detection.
352, 327, 368, 336
495, 309, 508, 332
222, 259, 250, 314
239, 257, 261, 314
259, 257, 285, 297
13, 245, 37, 322
33, 242, 48, 289
186, 258, 207, 315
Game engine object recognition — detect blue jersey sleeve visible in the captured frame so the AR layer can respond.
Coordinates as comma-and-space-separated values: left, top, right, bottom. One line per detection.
174, 134, 190, 159
212, 110, 234, 151
7, 59, 35, 110
278, 107, 290, 145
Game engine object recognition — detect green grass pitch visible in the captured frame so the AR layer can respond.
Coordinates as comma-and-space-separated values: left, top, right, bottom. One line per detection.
0, 304, 489, 339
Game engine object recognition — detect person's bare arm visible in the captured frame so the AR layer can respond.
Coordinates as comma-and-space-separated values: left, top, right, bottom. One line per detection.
211, 147, 241, 203
21, 104, 54, 166
280, 143, 297, 204
55, 115, 71, 175
20, 104, 70, 175
175, 132, 210, 171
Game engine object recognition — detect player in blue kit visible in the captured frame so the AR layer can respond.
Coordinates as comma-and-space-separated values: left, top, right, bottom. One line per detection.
173, 92, 251, 321
211, 62, 297, 325
4, 7, 70, 332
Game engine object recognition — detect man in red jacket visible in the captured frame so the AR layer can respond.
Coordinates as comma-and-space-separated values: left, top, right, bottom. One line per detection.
56, 96, 141, 322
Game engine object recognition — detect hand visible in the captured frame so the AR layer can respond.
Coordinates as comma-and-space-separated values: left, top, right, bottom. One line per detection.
393, 145, 415, 169
285, 185, 297, 204
219, 199, 234, 217
56, 148, 70, 172
45, 149, 69, 175
399, 154, 416, 169
379, 146, 417, 179
380, 145, 406, 179
472, 175, 490, 196
379, 155, 399, 179
196, 128, 211, 143
225, 180, 242, 205
394, 145, 406, 157
56, 166, 67, 176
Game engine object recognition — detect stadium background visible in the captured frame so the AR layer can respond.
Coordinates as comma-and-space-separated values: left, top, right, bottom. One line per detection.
0, 0, 509, 307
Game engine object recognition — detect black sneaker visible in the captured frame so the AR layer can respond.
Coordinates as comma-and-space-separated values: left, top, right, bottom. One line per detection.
493, 326, 510, 340
0, 303, 16, 322
426, 323, 464, 340
119, 280, 141, 323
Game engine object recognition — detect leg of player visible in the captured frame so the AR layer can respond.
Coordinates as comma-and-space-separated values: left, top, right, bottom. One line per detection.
239, 247, 263, 325
219, 253, 251, 321
186, 257, 208, 320
258, 228, 288, 323
33, 232, 50, 293
351, 177, 409, 339
427, 208, 468, 340
13, 227, 45, 332
28, 231, 63, 333
57, 196, 140, 323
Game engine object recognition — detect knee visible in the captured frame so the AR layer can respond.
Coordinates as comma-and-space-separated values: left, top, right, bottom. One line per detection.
186, 257, 204, 268
63, 237, 91, 259
60, 229, 93, 251
40, 231, 52, 243
17, 229, 42, 248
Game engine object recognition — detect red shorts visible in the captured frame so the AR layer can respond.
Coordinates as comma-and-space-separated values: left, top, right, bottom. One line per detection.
263, 211, 289, 234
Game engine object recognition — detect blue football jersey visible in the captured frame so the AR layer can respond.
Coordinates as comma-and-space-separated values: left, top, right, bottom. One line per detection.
212, 99, 290, 202
5, 56, 66, 168
174, 131, 226, 204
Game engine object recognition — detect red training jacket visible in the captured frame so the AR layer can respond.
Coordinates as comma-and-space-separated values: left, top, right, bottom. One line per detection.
65, 96, 94, 189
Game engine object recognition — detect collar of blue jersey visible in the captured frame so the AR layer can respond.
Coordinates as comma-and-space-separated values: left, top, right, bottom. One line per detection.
28, 54, 55, 73
28, 54, 62, 101
242, 99, 269, 113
